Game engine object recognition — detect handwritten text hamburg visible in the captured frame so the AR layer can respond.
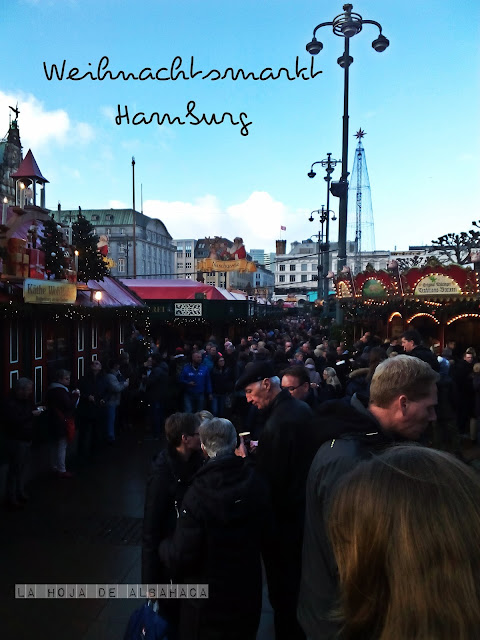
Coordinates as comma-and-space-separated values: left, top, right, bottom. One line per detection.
43, 56, 322, 137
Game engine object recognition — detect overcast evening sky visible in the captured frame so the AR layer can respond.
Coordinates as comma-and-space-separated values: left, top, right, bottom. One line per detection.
2, 0, 479, 255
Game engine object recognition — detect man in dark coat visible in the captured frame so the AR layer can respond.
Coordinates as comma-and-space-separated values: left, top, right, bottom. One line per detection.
235, 360, 320, 640
401, 329, 440, 371
142, 412, 203, 627
145, 353, 169, 440
77, 360, 108, 460
298, 356, 439, 639
280, 364, 321, 415
159, 417, 273, 640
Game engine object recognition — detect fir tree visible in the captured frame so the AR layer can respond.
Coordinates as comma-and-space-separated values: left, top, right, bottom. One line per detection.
72, 214, 109, 283
40, 215, 67, 280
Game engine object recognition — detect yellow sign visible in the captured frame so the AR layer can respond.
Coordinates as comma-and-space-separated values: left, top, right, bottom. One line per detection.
338, 281, 352, 298
23, 279, 77, 304
197, 258, 256, 273
414, 275, 461, 296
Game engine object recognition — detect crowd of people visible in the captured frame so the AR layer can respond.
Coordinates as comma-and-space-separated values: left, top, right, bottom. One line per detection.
2, 316, 480, 639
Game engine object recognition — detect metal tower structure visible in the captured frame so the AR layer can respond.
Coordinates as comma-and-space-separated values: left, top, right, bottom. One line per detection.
347, 129, 376, 273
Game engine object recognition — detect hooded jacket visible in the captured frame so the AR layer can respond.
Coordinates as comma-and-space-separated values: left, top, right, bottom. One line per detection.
298, 397, 403, 639
142, 447, 203, 585
159, 454, 272, 640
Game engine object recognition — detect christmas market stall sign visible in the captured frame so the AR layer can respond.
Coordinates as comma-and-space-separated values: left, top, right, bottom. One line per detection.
23, 278, 77, 304
414, 274, 461, 296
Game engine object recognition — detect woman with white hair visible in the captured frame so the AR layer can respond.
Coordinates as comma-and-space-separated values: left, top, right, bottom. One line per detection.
318, 366, 343, 402
159, 418, 272, 640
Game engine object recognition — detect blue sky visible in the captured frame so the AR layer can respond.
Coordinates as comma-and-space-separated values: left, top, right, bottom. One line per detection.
1, 0, 479, 254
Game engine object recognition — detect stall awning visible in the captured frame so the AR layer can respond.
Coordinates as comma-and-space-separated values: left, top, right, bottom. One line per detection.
120, 278, 229, 301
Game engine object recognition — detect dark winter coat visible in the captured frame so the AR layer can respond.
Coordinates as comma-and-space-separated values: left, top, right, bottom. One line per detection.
472, 373, 480, 418
2, 393, 35, 441
344, 367, 369, 402
145, 361, 169, 403
77, 373, 108, 419
159, 454, 273, 640
453, 358, 474, 411
142, 447, 204, 585
46, 383, 78, 439
255, 389, 319, 528
210, 366, 234, 395
298, 398, 408, 639
408, 345, 440, 372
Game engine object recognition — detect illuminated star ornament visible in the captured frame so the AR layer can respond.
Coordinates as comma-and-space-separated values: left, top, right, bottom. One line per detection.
354, 128, 366, 140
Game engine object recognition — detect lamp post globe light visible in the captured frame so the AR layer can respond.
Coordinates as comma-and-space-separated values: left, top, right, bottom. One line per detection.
306, 4, 389, 282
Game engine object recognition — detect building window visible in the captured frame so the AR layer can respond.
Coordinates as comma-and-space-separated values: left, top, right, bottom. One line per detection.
118, 258, 126, 273
290, 275, 296, 282
279, 264, 285, 271
301, 263, 308, 271
301, 274, 308, 282
92, 322, 98, 350
77, 325, 84, 352
119, 243, 126, 254
34, 366, 42, 404
121, 228, 126, 235
10, 320, 18, 363
34, 321, 42, 360
185, 251, 192, 258
186, 262, 192, 269
279, 275, 285, 283
290, 264, 296, 271
77, 357, 84, 380
106, 228, 111, 235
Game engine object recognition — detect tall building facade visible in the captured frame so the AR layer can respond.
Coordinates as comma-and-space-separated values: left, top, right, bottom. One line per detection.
59, 209, 175, 279
173, 238, 196, 279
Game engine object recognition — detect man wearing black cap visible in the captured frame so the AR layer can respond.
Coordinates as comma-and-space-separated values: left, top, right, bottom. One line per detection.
235, 361, 320, 640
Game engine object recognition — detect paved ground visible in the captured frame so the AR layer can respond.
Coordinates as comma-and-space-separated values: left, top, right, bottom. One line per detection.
0, 432, 275, 640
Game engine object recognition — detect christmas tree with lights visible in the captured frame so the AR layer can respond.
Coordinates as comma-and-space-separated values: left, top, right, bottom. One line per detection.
40, 215, 68, 279
72, 213, 109, 283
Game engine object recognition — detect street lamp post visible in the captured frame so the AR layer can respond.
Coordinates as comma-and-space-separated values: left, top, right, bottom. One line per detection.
306, 4, 389, 278
308, 153, 341, 299
309, 207, 337, 313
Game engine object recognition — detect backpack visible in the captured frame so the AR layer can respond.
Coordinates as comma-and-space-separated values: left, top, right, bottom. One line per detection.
124, 600, 170, 640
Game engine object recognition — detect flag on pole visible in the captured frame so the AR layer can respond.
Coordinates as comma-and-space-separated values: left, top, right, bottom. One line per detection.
281, 225, 286, 231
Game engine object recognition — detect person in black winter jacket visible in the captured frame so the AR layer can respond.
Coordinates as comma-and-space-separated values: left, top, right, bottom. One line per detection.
2, 378, 42, 509
77, 360, 108, 460
142, 412, 203, 628
159, 417, 273, 640
235, 360, 320, 640
210, 355, 234, 417
298, 356, 439, 640
401, 329, 440, 372
145, 353, 169, 439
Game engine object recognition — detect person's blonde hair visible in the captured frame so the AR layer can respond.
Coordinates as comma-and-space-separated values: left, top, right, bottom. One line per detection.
369, 355, 438, 408
328, 445, 480, 639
